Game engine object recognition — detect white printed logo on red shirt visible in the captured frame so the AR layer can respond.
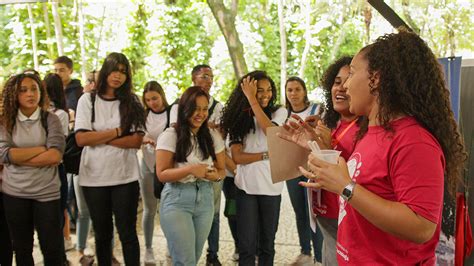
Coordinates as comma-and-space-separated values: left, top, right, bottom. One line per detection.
338, 152, 362, 225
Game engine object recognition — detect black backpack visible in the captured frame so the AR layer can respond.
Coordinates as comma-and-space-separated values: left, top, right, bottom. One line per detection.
63, 93, 96, 175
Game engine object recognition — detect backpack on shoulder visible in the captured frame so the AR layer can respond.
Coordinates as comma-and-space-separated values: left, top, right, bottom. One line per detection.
63, 93, 96, 175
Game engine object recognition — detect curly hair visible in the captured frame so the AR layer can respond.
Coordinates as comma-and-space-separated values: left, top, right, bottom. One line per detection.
142, 80, 169, 113
96, 52, 146, 135
360, 29, 467, 196
1, 73, 49, 134
44, 73, 67, 111
221, 70, 279, 142
319, 56, 353, 129
285, 76, 309, 111
175, 86, 216, 163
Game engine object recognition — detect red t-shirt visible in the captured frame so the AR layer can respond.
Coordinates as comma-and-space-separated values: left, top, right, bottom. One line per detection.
336, 116, 445, 265
313, 119, 359, 219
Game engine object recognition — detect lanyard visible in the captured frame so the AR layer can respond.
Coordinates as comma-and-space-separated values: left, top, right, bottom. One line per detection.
331, 119, 357, 147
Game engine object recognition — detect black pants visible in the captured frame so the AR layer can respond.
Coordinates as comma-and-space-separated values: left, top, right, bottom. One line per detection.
82, 181, 140, 266
0, 192, 13, 266
236, 188, 281, 266
3, 194, 62, 266
222, 177, 239, 249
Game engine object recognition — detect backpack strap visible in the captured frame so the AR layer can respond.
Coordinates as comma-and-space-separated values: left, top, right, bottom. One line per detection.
309, 103, 318, 115
165, 104, 172, 129
40, 110, 49, 136
90, 92, 97, 123
209, 98, 219, 117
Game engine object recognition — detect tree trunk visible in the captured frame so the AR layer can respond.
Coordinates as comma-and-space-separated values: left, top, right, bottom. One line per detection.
278, 0, 287, 105
298, 0, 311, 80
77, 0, 86, 81
42, 3, 54, 59
51, 1, 64, 56
363, 2, 372, 45
27, 4, 39, 70
207, 0, 247, 79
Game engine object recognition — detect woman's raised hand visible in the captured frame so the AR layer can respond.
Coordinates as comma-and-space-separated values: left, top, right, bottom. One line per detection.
241, 76, 258, 102
278, 114, 319, 150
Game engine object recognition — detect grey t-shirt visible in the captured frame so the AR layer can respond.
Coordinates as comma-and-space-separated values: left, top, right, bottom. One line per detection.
0, 109, 65, 201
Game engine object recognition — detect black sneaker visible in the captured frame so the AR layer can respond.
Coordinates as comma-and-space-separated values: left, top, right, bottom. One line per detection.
206, 254, 222, 266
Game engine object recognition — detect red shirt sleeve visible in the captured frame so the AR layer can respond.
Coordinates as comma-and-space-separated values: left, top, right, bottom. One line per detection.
389, 142, 445, 223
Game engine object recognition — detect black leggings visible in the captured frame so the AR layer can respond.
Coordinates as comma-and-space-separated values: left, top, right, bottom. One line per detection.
82, 181, 140, 266
3, 194, 62, 266
0, 192, 13, 266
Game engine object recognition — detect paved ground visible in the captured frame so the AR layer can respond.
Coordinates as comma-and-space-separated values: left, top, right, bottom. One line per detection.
28, 184, 318, 265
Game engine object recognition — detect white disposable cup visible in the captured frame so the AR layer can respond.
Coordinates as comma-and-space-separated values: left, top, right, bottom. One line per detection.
311, 149, 341, 164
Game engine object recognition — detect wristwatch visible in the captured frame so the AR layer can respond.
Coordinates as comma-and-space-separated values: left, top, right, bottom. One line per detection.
262, 152, 269, 160
341, 181, 356, 201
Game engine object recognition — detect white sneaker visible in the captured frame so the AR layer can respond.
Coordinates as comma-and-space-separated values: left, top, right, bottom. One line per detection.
290, 254, 313, 266
144, 248, 155, 264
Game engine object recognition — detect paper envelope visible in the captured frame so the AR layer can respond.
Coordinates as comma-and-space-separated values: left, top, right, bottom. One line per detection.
267, 126, 310, 184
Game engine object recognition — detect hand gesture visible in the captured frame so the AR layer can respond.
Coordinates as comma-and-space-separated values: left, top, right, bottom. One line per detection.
204, 166, 221, 182
298, 153, 351, 195
142, 136, 156, 147
241, 76, 258, 103
314, 121, 332, 150
278, 114, 319, 150
190, 164, 209, 178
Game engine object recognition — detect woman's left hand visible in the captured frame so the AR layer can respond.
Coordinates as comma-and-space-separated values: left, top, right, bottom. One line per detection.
204, 166, 221, 182
298, 153, 352, 195
241, 76, 258, 103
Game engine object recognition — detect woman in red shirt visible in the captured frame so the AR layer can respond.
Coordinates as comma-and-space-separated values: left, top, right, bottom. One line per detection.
302, 30, 467, 265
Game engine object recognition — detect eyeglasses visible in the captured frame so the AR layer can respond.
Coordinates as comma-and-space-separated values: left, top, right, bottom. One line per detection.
197, 74, 214, 81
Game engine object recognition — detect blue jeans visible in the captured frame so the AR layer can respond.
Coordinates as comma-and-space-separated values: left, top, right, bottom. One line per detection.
286, 176, 323, 262
139, 160, 158, 249
237, 188, 281, 266
160, 181, 214, 265
73, 175, 91, 251
207, 180, 223, 259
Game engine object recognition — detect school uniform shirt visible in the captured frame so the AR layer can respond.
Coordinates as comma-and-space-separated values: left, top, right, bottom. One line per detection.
337, 116, 445, 265
142, 109, 168, 172
289, 103, 319, 120
156, 127, 225, 183
313, 119, 359, 219
169, 97, 223, 126
224, 137, 235, 178
75, 93, 143, 187
234, 107, 287, 196
0, 108, 65, 201
49, 104, 69, 136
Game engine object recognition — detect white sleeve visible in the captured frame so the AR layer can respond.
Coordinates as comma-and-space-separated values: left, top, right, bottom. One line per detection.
209, 101, 224, 125
57, 110, 70, 136
74, 93, 92, 131
272, 107, 288, 126
156, 128, 177, 153
169, 104, 178, 125
210, 129, 225, 154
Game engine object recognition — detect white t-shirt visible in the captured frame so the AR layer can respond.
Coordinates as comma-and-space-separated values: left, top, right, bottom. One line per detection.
142, 109, 168, 172
290, 103, 319, 121
234, 107, 287, 196
156, 127, 225, 183
169, 97, 223, 126
49, 107, 69, 136
75, 93, 142, 187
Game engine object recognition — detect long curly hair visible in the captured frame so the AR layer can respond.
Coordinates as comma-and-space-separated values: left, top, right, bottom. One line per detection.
319, 56, 353, 129
175, 86, 216, 163
1, 73, 49, 134
360, 29, 467, 196
96, 52, 146, 135
221, 70, 279, 142
44, 73, 67, 112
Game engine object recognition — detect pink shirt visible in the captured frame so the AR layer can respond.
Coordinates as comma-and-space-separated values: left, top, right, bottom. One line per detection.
337, 116, 445, 265
313, 119, 359, 219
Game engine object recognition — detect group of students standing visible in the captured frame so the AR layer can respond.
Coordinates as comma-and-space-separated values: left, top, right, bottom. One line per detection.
0, 28, 468, 266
